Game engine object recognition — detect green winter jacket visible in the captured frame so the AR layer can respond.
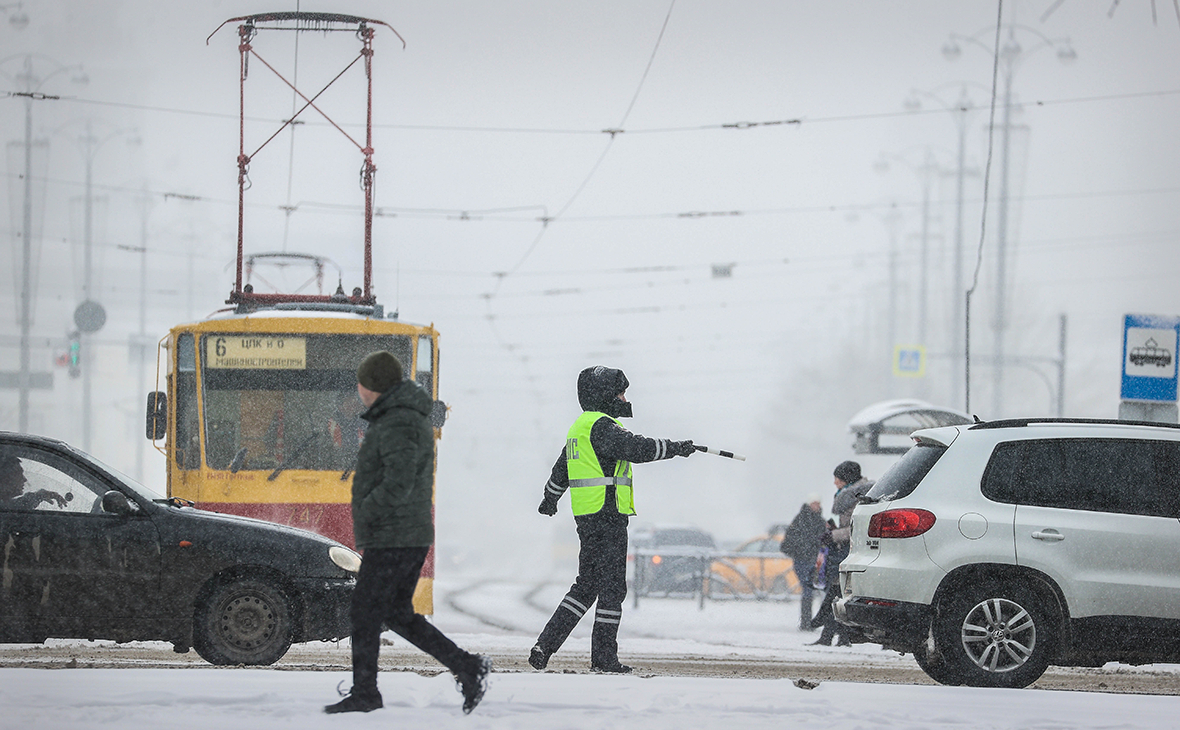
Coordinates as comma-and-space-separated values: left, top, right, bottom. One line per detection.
351, 379, 436, 549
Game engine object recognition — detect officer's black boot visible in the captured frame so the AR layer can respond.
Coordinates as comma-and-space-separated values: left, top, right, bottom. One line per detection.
590, 607, 631, 673
532, 592, 589, 669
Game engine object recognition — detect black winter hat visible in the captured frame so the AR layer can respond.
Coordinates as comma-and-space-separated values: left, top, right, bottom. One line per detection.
833, 460, 862, 484
357, 351, 404, 393
577, 365, 632, 418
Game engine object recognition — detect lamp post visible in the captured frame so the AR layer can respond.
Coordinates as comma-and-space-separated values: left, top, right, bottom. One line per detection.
903, 85, 987, 410
69, 120, 140, 451
873, 148, 946, 358
943, 24, 1075, 417
1, 53, 87, 432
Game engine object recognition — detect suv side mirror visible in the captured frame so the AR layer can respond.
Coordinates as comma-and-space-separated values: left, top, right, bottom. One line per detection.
146, 391, 167, 440
101, 490, 140, 516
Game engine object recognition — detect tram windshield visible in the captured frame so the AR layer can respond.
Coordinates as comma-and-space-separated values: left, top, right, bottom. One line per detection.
200, 333, 413, 472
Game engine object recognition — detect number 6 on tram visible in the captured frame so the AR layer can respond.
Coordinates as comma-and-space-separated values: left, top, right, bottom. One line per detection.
146, 305, 446, 614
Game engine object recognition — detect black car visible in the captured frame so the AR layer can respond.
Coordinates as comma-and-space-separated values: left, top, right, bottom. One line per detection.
0, 431, 357, 665
629, 525, 716, 598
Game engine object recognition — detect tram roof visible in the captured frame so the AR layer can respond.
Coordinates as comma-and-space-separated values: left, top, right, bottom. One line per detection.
172, 306, 434, 334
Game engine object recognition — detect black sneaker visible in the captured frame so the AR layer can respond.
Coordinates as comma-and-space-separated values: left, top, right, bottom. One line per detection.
528, 643, 551, 670
456, 655, 492, 714
591, 661, 633, 674
323, 688, 383, 714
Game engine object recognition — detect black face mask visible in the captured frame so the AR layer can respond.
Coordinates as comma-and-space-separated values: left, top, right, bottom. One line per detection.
605, 395, 633, 419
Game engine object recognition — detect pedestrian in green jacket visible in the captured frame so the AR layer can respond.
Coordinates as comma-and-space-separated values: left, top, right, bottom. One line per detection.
325, 351, 490, 715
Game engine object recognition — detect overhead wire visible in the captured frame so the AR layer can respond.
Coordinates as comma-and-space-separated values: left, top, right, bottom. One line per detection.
964, 0, 1004, 415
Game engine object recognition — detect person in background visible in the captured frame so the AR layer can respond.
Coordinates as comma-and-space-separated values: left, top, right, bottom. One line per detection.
779, 494, 827, 631
529, 365, 696, 674
325, 351, 491, 715
809, 460, 874, 647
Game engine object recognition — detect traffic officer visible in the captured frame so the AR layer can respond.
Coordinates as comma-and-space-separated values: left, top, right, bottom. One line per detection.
529, 365, 696, 673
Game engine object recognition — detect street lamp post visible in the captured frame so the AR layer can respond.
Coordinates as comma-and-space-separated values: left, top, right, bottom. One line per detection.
70, 120, 139, 451
943, 24, 1075, 418
904, 85, 987, 410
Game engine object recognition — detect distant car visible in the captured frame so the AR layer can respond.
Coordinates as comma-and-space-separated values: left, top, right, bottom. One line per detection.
0, 431, 358, 666
629, 525, 716, 597
706, 532, 800, 599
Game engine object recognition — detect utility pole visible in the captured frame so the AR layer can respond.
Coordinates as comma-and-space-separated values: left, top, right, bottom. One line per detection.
1, 53, 86, 432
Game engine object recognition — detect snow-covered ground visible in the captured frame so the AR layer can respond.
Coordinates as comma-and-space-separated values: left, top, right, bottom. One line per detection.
3, 579, 1179, 729
5, 663, 1178, 730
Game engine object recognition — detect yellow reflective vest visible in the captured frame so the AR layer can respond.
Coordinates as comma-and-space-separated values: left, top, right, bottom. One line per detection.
566, 410, 635, 516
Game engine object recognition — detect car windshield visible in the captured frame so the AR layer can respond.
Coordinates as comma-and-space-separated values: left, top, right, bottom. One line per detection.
67, 444, 166, 502
653, 529, 715, 548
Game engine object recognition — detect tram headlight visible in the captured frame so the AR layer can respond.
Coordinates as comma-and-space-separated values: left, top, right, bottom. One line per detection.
329, 545, 362, 573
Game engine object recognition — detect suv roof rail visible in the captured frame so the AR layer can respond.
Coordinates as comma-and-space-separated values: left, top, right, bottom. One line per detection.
969, 417, 1180, 431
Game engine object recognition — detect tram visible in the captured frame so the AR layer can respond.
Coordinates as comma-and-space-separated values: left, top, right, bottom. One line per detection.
146, 13, 443, 613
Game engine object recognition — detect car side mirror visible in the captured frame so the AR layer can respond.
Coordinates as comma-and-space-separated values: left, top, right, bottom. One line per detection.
430, 400, 448, 429
146, 391, 167, 440
101, 490, 140, 516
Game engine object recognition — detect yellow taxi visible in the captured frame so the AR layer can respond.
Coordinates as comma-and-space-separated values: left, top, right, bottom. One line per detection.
705, 532, 801, 599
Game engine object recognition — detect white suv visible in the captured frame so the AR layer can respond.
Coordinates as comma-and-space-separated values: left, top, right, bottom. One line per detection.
834, 418, 1180, 688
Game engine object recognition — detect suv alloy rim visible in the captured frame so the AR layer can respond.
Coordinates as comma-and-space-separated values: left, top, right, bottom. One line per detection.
960, 597, 1036, 673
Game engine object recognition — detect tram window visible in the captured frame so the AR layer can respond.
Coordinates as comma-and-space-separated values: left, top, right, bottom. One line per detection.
200, 334, 410, 472
415, 335, 434, 395
175, 334, 201, 470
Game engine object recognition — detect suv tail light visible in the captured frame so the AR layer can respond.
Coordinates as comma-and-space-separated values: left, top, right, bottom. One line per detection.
868, 509, 936, 538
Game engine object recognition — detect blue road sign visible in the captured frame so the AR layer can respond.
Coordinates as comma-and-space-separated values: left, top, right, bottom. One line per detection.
1121, 314, 1180, 402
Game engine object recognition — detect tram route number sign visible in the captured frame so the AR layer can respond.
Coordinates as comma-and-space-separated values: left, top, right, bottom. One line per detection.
206, 335, 307, 370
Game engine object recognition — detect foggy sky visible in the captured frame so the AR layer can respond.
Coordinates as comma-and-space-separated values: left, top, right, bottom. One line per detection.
3, 1, 1180, 577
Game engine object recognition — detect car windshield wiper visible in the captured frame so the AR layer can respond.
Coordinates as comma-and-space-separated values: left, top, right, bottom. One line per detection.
155, 496, 195, 508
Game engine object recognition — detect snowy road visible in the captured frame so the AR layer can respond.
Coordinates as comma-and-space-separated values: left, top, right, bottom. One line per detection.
2, 580, 1179, 695
3, 579, 1180, 729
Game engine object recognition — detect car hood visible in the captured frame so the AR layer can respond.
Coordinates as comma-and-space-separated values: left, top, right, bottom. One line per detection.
157, 503, 341, 545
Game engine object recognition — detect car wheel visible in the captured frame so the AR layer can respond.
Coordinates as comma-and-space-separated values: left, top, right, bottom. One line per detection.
913, 632, 962, 686
194, 578, 293, 666
934, 581, 1054, 689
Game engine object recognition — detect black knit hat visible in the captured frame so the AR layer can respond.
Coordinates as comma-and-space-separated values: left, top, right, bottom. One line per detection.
833, 460, 862, 484
357, 351, 404, 393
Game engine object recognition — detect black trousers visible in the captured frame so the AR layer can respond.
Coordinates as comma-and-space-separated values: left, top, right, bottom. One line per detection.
350, 546, 476, 694
536, 514, 628, 666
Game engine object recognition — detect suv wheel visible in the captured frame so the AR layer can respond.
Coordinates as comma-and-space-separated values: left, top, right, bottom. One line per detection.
193, 577, 293, 666
935, 581, 1054, 688
913, 631, 962, 686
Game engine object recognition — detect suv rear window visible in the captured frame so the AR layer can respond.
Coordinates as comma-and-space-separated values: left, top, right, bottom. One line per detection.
865, 442, 947, 502
982, 438, 1180, 518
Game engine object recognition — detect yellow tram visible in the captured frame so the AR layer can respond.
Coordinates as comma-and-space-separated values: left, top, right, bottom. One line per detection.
147, 12, 442, 612
149, 307, 443, 612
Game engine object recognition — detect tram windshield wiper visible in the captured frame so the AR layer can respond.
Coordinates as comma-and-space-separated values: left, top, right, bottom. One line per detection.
269, 432, 320, 481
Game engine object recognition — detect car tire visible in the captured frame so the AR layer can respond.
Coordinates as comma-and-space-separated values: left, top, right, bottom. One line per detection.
913, 634, 962, 686
193, 577, 293, 666
934, 580, 1054, 689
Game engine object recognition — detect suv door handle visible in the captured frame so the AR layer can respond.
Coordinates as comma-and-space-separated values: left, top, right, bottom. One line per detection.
1031, 529, 1065, 542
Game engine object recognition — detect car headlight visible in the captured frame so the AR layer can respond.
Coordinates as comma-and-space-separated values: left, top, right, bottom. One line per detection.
329, 545, 362, 573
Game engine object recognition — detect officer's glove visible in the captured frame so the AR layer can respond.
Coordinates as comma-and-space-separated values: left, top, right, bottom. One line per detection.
538, 495, 559, 516
668, 439, 695, 457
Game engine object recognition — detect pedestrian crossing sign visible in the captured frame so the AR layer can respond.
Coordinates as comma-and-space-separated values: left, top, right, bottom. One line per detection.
893, 345, 926, 378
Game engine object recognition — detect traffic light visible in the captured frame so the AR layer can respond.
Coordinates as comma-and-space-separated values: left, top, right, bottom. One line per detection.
68, 331, 81, 379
